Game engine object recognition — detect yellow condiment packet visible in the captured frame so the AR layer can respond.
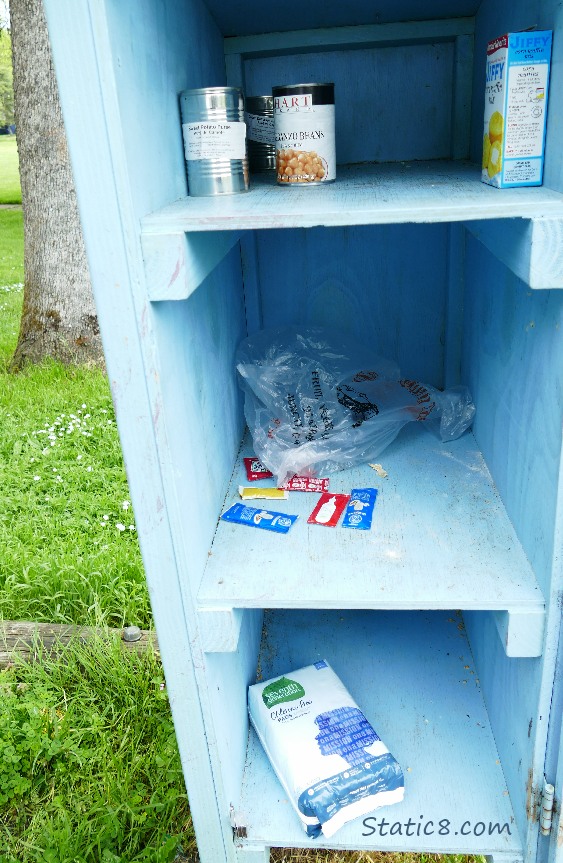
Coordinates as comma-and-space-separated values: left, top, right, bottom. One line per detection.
239, 486, 288, 501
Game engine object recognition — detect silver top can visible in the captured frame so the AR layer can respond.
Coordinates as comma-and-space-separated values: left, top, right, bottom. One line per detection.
180, 86, 249, 196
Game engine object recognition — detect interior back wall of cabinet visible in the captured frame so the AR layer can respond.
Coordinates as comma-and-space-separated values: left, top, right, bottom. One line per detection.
253, 224, 450, 387
244, 43, 456, 163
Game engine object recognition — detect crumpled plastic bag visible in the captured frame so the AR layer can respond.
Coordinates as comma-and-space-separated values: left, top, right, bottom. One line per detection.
236, 327, 476, 484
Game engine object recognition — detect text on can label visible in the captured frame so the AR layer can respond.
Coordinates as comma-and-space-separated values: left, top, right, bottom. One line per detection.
183, 121, 246, 161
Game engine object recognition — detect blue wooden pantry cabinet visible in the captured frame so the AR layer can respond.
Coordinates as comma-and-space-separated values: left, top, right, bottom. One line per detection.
42, 0, 563, 861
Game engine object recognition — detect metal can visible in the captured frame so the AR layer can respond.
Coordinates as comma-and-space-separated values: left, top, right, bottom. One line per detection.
245, 95, 276, 172
272, 83, 335, 185
179, 87, 249, 196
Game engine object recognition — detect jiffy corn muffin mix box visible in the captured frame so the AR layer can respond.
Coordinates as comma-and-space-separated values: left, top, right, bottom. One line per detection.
482, 30, 552, 188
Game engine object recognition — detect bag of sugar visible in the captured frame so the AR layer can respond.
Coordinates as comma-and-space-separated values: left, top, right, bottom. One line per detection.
248, 660, 404, 837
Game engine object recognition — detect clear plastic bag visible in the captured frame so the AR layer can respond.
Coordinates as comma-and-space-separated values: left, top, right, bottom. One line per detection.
236, 327, 476, 484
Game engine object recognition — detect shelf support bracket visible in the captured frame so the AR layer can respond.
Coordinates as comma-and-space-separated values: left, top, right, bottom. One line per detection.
493, 608, 545, 658
142, 230, 241, 301
465, 218, 563, 290
199, 607, 243, 653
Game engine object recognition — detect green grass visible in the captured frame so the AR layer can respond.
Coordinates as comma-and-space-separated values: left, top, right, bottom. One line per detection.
0, 213, 193, 861
0, 135, 22, 204
0, 638, 194, 863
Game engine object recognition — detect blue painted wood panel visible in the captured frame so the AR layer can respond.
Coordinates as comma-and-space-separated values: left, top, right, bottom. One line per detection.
253, 224, 448, 386
205, 0, 480, 38
244, 43, 455, 163
462, 234, 563, 857
151, 246, 247, 597
104, 0, 226, 219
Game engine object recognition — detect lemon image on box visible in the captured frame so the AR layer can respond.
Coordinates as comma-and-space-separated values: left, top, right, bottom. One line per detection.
488, 110, 503, 143
482, 111, 503, 178
482, 133, 491, 170
487, 139, 503, 177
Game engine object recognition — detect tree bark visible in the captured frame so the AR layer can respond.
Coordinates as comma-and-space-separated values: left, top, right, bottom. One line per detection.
9, 0, 104, 370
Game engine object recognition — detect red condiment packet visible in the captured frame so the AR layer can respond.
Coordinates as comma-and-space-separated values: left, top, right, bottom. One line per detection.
282, 475, 330, 492
307, 493, 350, 527
244, 457, 274, 482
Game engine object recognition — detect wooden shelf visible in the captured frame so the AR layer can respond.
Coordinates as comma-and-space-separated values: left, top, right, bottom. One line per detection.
141, 161, 563, 299
236, 608, 523, 858
143, 161, 563, 233
197, 424, 544, 655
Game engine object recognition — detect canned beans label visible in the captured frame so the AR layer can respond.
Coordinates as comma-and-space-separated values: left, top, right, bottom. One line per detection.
183, 121, 246, 161
274, 98, 335, 183
245, 113, 275, 145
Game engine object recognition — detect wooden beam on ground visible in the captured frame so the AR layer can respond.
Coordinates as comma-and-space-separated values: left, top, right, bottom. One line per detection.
0, 621, 158, 668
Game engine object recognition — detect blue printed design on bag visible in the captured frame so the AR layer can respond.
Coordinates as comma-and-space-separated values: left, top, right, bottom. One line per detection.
315, 706, 380, 766
342, 488, 377, 530
294, 706, 404, 830
297, 752, 404, 826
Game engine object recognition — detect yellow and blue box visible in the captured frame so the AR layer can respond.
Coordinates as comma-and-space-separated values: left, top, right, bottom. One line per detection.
482, 30, 552, 187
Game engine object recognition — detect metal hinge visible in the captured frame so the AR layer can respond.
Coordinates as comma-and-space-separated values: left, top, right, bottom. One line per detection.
540, 780, 555, 836
229, 804, 247, 839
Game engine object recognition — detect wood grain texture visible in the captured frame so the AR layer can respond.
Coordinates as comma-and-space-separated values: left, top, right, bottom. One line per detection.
142, 230, 241, 300
198, 425, 544, 623
465, 219, 563, 290
253, 223, 448, 387
244, 44, 454, 165
0, 621, 157, 668
237, 609, 522, 856
212, 3, 479, 39
461, 228, 563, 855
141, 162, 563, 235
224, 18, 475, 56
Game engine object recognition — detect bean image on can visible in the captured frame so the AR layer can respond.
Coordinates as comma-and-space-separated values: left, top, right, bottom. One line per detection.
272, 83, 335, 186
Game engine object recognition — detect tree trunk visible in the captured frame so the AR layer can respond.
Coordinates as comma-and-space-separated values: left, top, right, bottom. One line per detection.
9, 0, 104, 370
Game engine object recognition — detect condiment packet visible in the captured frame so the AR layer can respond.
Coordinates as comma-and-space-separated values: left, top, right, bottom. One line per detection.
221, 502, 297, 533
244, 457, 274, 481
341, 488, 378, 530
307, 493, 350, 527
282, 475, 330, 493
239, 486, 288, 501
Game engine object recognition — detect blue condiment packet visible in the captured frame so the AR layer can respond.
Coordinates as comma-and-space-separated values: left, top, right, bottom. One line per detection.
221, 502, 298, 533
341, 488, 378, 530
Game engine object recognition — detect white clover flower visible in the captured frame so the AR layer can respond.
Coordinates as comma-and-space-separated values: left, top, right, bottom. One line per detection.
129, 525, 136, 531
103, 515, 109, 521
76, 455, 83, 461
116, 523, 126, 532
87, 466, 93, 472
122, 500, 130, 510
33, 475, 41, 481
